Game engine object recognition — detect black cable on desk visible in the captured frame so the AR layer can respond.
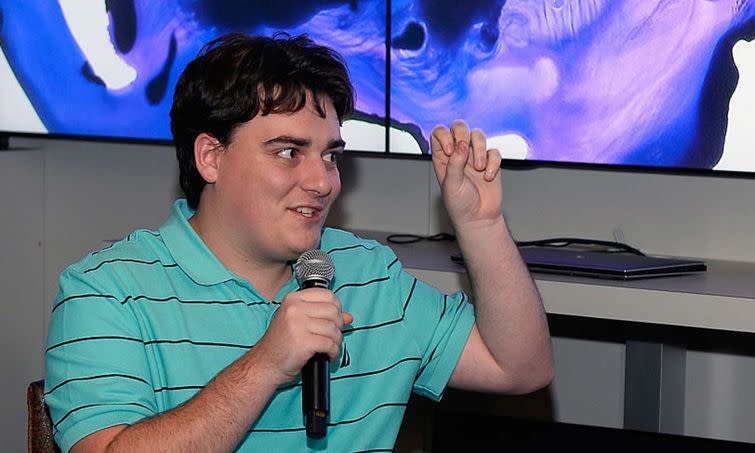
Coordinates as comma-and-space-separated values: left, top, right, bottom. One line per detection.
450, 238, 646, 265
386, 232, 456, 244
383, 232, 646, 261
516, 237, 646, 256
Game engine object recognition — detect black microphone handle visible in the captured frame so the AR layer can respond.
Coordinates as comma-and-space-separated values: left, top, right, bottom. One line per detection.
302, 353, 329, 438
300, 277, 330, 438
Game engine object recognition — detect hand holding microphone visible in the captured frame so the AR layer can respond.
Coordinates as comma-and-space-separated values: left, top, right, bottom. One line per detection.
295, 249, 336, 438
252, 250, 350, 438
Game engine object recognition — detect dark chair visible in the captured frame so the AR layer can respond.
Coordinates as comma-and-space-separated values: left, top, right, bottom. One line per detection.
27, 380, 60, 453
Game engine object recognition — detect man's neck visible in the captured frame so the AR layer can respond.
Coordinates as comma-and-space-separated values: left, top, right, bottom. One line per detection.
188, 208, 291, 302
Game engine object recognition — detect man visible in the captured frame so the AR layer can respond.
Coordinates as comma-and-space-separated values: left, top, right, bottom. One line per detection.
45, 33, 553, 452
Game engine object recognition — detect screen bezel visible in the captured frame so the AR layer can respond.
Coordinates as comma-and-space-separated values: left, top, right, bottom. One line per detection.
4, 129, 755, 181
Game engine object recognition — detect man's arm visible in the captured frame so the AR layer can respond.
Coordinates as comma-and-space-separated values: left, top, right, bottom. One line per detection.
71, 347, 280, 453
67, 288, 352, 453
431, 120, 554, 395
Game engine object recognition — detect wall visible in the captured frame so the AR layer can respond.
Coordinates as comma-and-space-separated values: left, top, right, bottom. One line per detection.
0, 149, 44, 452
2, 136, 754, 451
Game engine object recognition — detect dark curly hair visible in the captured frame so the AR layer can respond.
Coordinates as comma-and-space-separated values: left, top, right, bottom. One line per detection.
170, 33, 355, 209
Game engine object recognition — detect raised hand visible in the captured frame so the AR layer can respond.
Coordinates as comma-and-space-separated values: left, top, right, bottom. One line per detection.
254, 288, 353, 385
431, 120, 503, 229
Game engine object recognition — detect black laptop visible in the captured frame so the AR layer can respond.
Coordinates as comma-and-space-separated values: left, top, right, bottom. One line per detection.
517, 247, 707, 280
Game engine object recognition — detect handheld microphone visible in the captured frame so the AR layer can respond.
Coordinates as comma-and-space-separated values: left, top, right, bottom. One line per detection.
295, 249, 335, 439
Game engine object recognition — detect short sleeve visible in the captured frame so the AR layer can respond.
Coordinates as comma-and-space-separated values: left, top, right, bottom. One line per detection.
382, 246, 475, 401
45, 268, 157, 452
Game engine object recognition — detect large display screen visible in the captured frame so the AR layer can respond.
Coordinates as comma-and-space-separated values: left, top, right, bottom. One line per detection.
0, 0, 388, 152
2, 1, 754, 173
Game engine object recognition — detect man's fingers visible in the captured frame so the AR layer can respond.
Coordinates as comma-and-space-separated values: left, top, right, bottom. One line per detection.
305, 318, 344, 361
485, 148, 502, 181
471, 128, 487, 171
309, 336, 341, 361
450, 119, 471, 147
431, 125, 454, 156
294, 287, 339, 304
445, 139, 470, 189
307, 318, 342, 342
431, 144, 448, 186
288, 288, 343, 318
291, 290, 352, 330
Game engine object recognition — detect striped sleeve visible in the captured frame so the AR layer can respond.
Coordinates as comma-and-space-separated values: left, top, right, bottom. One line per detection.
45, 267, 157, 452
382, 246, 476, 401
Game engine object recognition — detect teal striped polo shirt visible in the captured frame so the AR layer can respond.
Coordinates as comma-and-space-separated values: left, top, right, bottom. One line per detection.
45, 199, 475, 452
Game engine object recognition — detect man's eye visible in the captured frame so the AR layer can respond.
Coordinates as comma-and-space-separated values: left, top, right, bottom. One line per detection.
277, 148, 296, 159
324, 151, 342, 164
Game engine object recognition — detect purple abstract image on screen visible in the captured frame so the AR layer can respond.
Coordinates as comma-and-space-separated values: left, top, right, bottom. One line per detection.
1, 0, 754, 169
390, 0, 755, 167
0, 0, 386, 146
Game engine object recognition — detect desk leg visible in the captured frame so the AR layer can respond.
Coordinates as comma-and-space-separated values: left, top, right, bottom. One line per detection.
623, 341, 686, 434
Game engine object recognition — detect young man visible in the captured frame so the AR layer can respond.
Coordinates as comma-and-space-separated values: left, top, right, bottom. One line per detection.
45, 33, 553, 452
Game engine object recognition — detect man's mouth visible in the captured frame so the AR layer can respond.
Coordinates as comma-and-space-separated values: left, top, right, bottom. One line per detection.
294, 206, 322, 218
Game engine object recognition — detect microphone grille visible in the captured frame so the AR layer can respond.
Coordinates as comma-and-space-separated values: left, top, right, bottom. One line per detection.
295, 249, 335, 284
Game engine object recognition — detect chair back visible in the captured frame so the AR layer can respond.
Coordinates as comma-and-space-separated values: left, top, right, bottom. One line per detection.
27, 380, 60, 453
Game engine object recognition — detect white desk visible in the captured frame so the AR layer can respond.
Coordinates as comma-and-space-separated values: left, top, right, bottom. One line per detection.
355, 230, 755, 436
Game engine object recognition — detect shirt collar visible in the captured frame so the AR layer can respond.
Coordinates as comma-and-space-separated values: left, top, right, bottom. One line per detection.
159, 199, 325, 300
159, 199, 239, 286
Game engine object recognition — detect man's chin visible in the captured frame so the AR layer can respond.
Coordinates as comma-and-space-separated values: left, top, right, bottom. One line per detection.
291, 235, 323, 256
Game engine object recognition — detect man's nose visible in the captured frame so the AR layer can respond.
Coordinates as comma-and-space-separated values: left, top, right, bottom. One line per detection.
301, 157, 333, 196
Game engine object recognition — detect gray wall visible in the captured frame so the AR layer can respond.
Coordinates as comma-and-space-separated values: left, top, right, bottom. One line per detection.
2, 137, 754, 451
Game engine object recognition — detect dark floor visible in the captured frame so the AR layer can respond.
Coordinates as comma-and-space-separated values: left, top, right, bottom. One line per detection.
431, 411, 755, 453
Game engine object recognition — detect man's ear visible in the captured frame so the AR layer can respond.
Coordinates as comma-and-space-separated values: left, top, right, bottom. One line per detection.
194, 133, 223, 183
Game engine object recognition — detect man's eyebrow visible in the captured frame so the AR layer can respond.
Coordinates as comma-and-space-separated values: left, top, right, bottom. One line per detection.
328, 139, 347, 150
264, 135, 311, 147
264, 136, 346, 150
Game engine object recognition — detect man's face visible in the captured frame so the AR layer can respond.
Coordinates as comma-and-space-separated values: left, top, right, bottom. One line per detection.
211, 95, 344, 263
